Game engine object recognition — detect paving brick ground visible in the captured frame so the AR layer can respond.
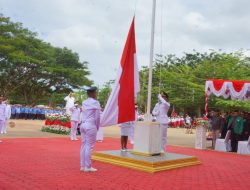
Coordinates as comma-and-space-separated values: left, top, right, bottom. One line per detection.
5, 120, 201, 148
0, 137, 249, 190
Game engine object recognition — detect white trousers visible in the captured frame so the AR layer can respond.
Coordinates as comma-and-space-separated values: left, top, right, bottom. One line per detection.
80, 123, 97, 169
0, 120, 5, 134
161, 124, 168, 152
1, 120, 8, 133
70, 120, 78, 140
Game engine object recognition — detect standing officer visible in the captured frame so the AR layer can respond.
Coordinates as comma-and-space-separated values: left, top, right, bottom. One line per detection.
64, 93, 75, 115
80, 87, 101, 172
152, 92, 170, 153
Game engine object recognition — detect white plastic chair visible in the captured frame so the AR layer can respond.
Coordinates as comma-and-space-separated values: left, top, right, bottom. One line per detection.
215, 130, 232, 152
237, 136, 250, 155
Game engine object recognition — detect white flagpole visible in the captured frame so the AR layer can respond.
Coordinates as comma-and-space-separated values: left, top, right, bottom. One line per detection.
146, 0, 156, 118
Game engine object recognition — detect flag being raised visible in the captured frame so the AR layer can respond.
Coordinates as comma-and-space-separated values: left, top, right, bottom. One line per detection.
101, 17, 140, 127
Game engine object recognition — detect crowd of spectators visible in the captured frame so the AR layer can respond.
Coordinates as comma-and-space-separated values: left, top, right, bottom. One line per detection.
11, 106, 65, 120
208, 110, 250, 152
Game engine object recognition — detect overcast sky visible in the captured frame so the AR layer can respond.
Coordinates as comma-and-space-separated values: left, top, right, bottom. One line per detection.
1, 0, 250, 86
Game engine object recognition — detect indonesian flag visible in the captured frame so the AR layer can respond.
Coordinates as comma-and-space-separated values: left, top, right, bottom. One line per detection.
101, 17, 140, 127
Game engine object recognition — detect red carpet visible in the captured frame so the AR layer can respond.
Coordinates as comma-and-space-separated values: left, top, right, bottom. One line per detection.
0, 137, 250, 190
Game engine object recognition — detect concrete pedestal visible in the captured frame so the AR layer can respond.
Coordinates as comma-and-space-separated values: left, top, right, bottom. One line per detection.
195, 125, 207, 149
92, 121, 201, 173
132, 121, 162, 155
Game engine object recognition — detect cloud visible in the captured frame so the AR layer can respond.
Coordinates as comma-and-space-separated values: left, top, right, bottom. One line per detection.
1, 0, 250, 85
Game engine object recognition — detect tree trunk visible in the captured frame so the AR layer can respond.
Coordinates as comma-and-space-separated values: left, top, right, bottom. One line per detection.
197, 107, 201, 117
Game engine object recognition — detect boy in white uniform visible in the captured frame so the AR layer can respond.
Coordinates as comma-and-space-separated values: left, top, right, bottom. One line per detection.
69, 102, 81, 141
0, 96, 7, 142
152, 92, 170, 153
1, 100, 11, 134
64, 93, 75, 115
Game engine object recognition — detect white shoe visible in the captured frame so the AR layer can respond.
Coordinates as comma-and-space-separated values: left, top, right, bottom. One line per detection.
74, 139, 79, 141
161, 149, 166, 153
84, 167, 97, 172
80, 167, 85, 172
121, 149, 126, 152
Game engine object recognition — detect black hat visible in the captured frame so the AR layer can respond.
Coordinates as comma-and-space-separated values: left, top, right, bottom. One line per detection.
86, 86, 98, 92
161, 91, 169, 99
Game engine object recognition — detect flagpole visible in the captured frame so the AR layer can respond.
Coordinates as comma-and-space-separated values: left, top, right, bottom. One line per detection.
146, 0, 156, 118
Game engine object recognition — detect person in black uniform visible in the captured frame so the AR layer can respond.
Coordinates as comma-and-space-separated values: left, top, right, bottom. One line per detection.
220, 112, 230, 139
242, 112, 250, 141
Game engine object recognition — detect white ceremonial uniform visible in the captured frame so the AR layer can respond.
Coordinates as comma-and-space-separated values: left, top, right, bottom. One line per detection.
70, 106, 81, 140
1, 104, 11, 134
80, 98, 101, 169
0, 103, 7, 135
152, 94, 170, 152
64, 95, 75, 115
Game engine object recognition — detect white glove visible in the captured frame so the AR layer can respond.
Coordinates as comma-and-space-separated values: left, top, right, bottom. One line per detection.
158, 94, 162, 100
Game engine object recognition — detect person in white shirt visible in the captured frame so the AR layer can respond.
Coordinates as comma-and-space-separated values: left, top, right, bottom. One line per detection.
69, 102, 81, 141
0, 96, 7, 143
64, 93, 75, 115
80, 87, 101, 172
1, 100, 11, 134
185, 114, 192, 134
152, 92, 170, 153
120, 121, 133, 151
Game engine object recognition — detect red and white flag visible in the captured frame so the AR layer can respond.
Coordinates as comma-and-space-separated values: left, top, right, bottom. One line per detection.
101, 17, 140, 127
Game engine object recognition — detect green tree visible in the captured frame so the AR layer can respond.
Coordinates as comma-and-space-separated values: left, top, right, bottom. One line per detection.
137, 51, 250, 116
0, 14, 92, 105
98, 80, 114, 108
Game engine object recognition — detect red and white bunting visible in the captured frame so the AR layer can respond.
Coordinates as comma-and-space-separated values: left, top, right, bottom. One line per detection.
205, 79, 250, 100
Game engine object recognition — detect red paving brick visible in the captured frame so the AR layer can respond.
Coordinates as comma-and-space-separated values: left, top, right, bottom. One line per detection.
0, 137, 250, 190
